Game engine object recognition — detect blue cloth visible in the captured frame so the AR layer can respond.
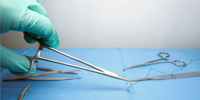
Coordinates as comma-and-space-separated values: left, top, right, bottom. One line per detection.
1, 48, 200, 100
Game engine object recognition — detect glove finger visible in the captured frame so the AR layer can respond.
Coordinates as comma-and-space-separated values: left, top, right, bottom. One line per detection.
0, 45, 36, 74
20, 9, 60, 48
24, 32, 37, 44
11, 62, 36, 74
30, 64, 36, 74
28, 2, 47, 17
36, 0, 42, 4
24, 32, 42, 44
24, 1, 46, 43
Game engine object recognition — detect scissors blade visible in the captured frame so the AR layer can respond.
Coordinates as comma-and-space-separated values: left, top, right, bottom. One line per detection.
123, 62, 145, 71
17, 84, 30, 100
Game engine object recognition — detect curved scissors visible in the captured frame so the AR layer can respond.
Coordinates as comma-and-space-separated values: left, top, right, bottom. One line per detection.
123, 52, 186, 71
10, 33, 130, 82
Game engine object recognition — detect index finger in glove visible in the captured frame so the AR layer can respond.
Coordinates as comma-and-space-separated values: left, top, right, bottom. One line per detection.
22, 9, 60, 48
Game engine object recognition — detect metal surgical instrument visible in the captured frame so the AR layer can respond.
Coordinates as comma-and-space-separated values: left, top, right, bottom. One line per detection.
11, 33, 131, 82
123, 52, 186, 71
4, 67, 81, 81
131, 71, 200, 81
36, 66, 79, 74
17, 84, 30, 100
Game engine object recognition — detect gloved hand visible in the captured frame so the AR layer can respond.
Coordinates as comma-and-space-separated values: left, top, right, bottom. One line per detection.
0, 45, 36, 74
0, 0, 60, 74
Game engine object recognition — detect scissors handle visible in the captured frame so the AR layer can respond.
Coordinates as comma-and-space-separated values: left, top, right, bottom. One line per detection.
171, 60, 187, 66
158, 52, 170, 58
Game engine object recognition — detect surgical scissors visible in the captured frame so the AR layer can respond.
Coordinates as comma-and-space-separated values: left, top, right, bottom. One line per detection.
123, 52, 186, 71
11, 33, 131, 82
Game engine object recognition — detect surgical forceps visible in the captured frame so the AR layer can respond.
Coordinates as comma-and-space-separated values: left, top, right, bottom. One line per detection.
123, 52, 186, 71
11, 33, 131, 82
17, 84, 30, 100
4, 66, 81, 81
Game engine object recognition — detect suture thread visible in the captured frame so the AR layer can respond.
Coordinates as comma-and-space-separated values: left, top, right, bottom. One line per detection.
126, 58, 200, 94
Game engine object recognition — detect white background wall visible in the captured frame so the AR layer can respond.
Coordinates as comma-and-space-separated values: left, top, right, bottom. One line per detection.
1, 0, 200, 48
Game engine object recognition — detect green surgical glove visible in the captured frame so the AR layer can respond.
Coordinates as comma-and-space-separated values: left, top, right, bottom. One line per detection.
0, 45, 36, 74
0, 0, 59, 48
0, 0, 60, 74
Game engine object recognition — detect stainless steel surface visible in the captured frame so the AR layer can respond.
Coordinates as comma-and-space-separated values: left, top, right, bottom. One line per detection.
4, 71, 65, 81
21, 77, 81, 80
36, 66, 79, 74
132, 71, 200, 81
11, 33, 131, 82
4, 67, 80, 81
17, 84, 30, 100
123, 52, 187, 71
